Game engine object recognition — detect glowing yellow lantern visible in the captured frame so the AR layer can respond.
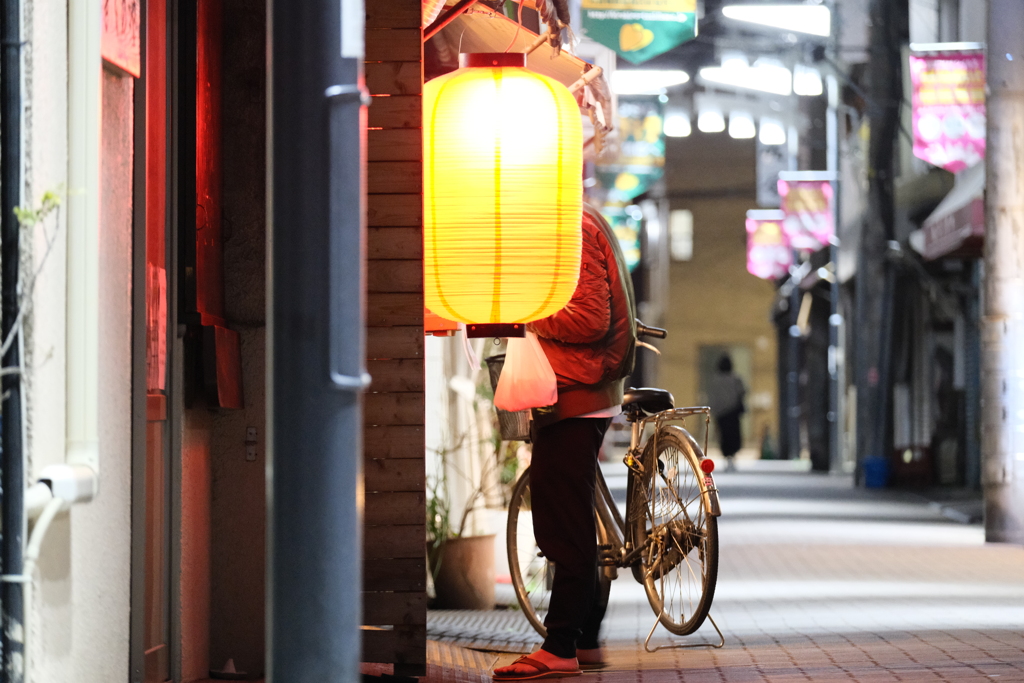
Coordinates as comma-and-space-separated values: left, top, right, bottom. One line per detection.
424, 53, 583, 329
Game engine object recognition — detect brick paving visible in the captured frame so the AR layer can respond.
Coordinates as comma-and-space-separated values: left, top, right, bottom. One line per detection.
428, 462, 1024, 682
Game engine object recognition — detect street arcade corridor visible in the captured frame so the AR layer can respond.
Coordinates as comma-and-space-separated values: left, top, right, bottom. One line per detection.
425, 463, 1024, 682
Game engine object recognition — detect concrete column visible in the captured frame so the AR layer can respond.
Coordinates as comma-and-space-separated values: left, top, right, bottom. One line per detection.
981, 0, 1024, 543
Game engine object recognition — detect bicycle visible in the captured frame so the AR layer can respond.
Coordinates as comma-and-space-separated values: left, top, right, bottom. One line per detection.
505, 322, 724, 651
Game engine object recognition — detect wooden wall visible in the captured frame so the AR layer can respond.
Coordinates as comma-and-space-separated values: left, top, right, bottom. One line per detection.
362, 2, 427, 676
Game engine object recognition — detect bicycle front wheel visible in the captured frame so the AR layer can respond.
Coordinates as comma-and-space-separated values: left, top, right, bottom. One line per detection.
507, 467, 613, 639
629, 426, 718, 636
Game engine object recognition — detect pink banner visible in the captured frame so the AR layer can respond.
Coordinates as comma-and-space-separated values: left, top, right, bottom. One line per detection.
746, 217, 792, 281
909, 50, 985, 172
778, 180, 833, 252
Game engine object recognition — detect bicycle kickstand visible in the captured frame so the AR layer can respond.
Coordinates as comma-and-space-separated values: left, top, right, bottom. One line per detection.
643, 613, 725, 653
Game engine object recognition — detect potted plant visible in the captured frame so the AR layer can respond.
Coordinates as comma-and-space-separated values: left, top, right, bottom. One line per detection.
426, 430, 504, 610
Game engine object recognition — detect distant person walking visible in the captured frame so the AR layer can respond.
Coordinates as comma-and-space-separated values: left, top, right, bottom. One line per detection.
707, 355, 746, 472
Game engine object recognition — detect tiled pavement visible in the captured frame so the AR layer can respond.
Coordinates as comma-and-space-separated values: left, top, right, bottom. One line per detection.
426, 461, 1024, 682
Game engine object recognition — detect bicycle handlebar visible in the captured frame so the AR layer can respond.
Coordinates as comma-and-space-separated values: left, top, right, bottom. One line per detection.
636, 320, 667, 339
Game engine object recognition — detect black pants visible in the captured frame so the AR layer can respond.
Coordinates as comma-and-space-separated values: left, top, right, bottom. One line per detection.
530, 417, 612, 658
716, 410, 742, 457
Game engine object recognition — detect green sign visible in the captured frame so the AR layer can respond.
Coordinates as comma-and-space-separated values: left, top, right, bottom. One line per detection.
595, 97, 665, 204
581, 0, 698, 64
603, 207, 643, 272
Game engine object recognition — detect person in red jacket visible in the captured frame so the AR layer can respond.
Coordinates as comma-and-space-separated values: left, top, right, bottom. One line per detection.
494, 206, 636, 680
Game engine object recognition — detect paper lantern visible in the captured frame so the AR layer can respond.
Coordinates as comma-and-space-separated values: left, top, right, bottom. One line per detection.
424, 53, 583, 326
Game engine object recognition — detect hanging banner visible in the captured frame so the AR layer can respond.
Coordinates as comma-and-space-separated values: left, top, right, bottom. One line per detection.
581, 0, 698, 64
778, 180, 833, 252
746, 214, 792, 281
594, 96, 664, 204
909, 49, 985, 172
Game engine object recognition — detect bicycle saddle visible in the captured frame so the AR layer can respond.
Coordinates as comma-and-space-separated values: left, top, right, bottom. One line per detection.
623, 387, 675, 415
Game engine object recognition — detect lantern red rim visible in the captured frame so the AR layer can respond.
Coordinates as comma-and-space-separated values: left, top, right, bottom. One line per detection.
459, 52, 527, 68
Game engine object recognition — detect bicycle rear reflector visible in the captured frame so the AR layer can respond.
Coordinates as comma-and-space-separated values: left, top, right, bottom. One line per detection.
700, 459, 715, 474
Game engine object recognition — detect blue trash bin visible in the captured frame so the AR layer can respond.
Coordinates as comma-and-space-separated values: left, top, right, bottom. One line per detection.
863, 456, 890, 488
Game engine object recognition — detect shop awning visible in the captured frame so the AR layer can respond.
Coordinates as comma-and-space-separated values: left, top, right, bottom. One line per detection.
920, 162, 985, 261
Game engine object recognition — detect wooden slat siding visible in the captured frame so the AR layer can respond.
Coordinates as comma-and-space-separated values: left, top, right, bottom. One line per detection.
363, 4, 425, 673
368, 227, 422, 259
368, 162, 421, 195
363, 559, 426, 592
364, 457, 426, 492
366, 359, 425, 391
363, 592, 429, 626
364, 392, 425, 426
363, 425, 425, 458
368, 129, 422, 162
367, 96, 421, 129
362, 629, 427, 666
365, 491, 424, 526
367, 327, 423, 359
368, 261, 422, 294
365, 62, 422, 95
368, 193, 422, 225
367, 293, 424, 327
364, 525, 424, 559
365, 4, 420, 28
365, 30, 422, 62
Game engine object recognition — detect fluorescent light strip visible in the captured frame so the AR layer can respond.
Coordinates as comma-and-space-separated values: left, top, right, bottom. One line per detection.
699, 63, 792, 96
722, 4, 831, 37
610, 70, 690, 95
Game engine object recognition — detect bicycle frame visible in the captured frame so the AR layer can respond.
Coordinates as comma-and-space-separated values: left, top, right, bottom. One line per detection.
593, 405, 723, 573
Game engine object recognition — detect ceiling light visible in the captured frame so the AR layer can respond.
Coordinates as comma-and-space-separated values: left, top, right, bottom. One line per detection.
759, 117, 787, 145
697, 108, 725, 133
610, 69, 690, 95
722, 4, 831, 37
728, 111, 756, 139
793, 64, 823, 96
664, 112, 692, 137
699, 62, 792, 96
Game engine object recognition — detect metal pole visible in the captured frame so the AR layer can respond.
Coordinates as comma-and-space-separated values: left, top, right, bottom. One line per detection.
787, 272, 802, 460
826, 70, 842, 473
826, 0, 844, 473
981, 0, 1024, 543
855, 0, 903, 483
0, 0, 23, 674
268, 0, 368, 679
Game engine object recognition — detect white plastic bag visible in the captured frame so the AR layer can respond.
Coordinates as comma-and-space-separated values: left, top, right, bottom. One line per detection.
493, 331, 557, 411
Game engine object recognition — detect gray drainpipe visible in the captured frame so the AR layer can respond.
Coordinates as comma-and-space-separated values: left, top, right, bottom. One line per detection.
268, 0, 368, 679
0, 0, 24, 678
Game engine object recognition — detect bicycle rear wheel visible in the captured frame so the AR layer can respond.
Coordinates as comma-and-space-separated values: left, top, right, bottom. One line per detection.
507, 467, 613, 638
629, 426, 718, 636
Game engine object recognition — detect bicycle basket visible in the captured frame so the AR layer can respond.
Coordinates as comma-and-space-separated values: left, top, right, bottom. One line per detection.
484, 354, 531, 442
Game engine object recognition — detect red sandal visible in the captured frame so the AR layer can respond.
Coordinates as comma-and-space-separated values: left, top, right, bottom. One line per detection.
492, 655, 583, 681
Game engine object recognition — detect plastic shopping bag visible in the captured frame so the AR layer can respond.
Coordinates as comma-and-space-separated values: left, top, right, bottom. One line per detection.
493, 331, 557, 412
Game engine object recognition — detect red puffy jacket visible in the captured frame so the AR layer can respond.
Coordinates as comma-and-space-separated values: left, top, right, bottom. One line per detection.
529, 206, 637, 427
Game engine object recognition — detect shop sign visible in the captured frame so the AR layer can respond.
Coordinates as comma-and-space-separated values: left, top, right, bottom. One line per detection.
603, 206, 643, 272
777, 180, 833, 252
746, 214, 792, 281
756, 140, 789, 208
909, 49, 985, 172
594, 96, 664, 204
581, 0, 698, 64
102, 0, 141, 77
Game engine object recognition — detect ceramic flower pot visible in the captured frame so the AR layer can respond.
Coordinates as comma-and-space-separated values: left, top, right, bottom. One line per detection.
429, 534, 496, 610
